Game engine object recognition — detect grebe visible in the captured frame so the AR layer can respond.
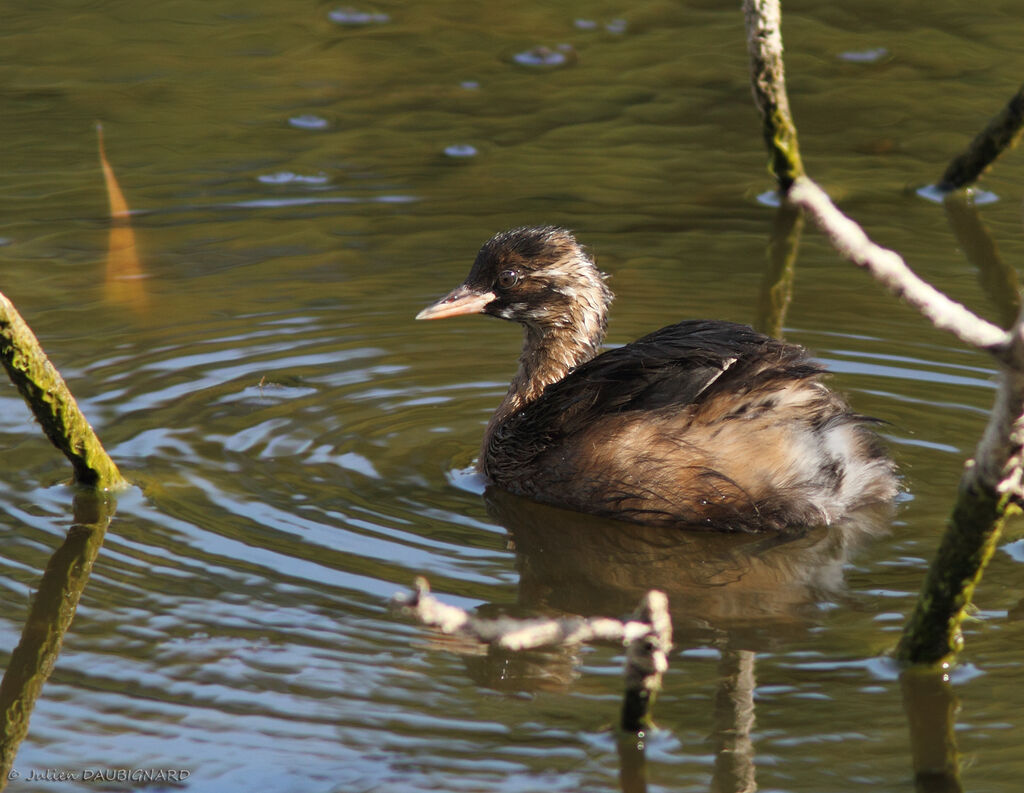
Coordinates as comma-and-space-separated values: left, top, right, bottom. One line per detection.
416, 226, 897, 531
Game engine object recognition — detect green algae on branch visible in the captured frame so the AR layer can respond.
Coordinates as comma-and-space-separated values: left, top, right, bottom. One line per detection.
937, 82, 1024, 192
896, 473, 1019, 666
0, 290, 126, 491
743, 0, 805, 191
897, 344, 1024, 666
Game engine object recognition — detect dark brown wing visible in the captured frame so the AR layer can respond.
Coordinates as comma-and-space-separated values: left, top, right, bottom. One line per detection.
495, 320, 822, 449
481, 320, 896, 531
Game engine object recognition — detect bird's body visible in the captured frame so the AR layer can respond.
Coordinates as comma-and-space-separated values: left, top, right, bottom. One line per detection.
417, 226, 897, 531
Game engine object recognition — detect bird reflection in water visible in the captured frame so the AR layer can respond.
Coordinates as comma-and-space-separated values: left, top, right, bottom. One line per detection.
453, 489, 895, 793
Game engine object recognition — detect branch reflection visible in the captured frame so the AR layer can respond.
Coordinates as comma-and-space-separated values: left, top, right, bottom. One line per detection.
942, 194, 1020, 329
756, 203, 804, 340
901, 668, 963, 793
0, 491, 114, 787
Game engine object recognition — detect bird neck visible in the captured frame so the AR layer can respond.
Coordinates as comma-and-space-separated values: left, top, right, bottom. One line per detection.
483, 318, 606, 453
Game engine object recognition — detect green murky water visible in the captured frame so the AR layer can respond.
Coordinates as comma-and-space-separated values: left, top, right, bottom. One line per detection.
2, 1, 1024, 791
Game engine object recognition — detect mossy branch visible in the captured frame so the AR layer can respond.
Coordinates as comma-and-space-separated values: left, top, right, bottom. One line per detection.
895, 481, 1015, 664
0, 290, 126, 490
743, 0, 804, 190
937, 83, 1024, 192
787, 177, 1024, 666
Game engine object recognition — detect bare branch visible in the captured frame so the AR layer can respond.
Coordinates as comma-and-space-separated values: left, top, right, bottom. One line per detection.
393, 577, 665, 650
786, 177, 1010, 354
393, 578, 672, 731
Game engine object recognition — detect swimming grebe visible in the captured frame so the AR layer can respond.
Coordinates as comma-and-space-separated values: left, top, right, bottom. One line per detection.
416, 226, 897, 531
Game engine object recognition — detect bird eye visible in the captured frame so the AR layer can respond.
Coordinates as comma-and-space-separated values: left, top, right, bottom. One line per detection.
497, 269, 520, 289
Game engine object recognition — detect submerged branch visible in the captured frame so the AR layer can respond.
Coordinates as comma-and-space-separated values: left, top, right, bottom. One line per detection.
0, 291, 126, 490
785, 168, 1024, 671
393, 578, 672, 731
937, 83, 1024, 192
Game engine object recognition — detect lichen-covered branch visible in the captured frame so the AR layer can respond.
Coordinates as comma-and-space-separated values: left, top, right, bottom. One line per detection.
772, 127, 1023, 672
937, 83, 1024, 192
392, 578, 672, 731
743, 0, 804, 190
0, 291, 126, 490
780, 173, 1024, 660
620, 590, 671, 732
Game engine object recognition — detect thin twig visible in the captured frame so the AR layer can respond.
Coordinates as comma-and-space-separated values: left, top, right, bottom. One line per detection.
393, 577, 663, 650
393, 579, 672, 731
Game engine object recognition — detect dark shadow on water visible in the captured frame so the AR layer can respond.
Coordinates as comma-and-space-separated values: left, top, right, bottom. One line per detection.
0, 491, 115, 789
487, 487, 892, 649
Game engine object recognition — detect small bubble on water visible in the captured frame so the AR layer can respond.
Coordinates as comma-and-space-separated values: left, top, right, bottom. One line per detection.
444, 144, 477, 158
513, 44, 576, 69
756, 189, 783, 208
329, 8, 390, 26
574, 19, 598, 30
460, 80, 480, 90
605, 19, 627, 34
258, 171, 330, 185
915, 184, 946, 204
289, 114, 330, 130
838, 47, 889, 63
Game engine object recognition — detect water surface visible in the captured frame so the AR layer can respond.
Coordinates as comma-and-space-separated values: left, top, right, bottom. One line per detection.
2, 1, 1024, 791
